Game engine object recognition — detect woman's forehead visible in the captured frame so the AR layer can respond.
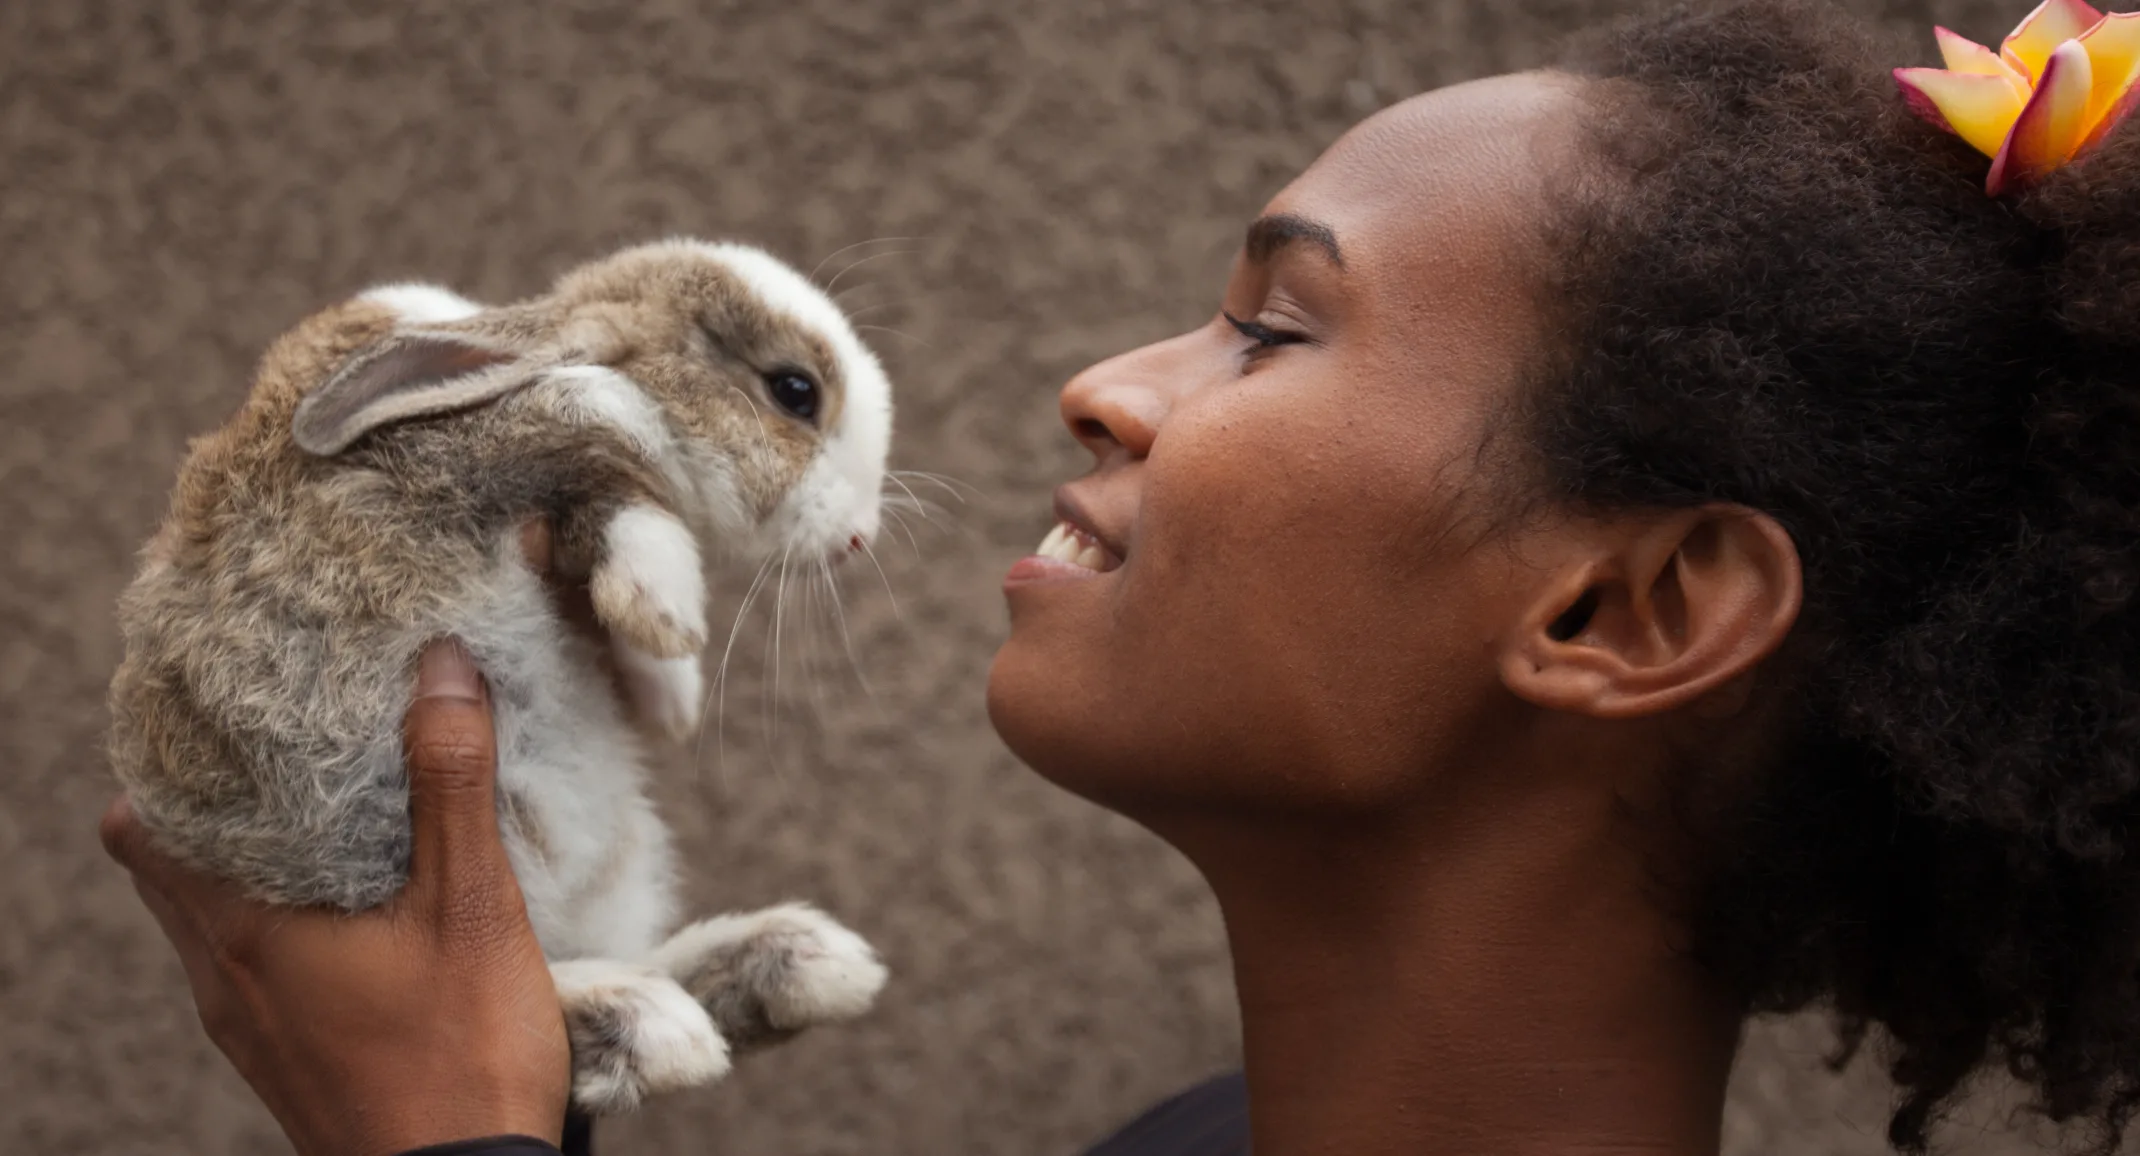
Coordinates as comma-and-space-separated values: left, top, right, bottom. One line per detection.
1259, 71, 1583, 278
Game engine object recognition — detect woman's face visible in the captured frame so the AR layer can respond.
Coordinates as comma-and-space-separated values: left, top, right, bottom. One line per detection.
988, 72, 1586, 818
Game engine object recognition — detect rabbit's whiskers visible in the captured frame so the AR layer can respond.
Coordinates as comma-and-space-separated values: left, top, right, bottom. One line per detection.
763, 545, 796, 770
842, 300, 900, 322
816, 556, 870, 700
825, 248, 918, 298
701, 554, 778, 780
890, 469, 976, 503
806, 236, 923, 288
854, 324, 929, 349
855, 536, 900, 618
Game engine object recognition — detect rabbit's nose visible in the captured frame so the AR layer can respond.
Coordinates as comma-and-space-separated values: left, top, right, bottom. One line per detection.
827, 534, 864, 567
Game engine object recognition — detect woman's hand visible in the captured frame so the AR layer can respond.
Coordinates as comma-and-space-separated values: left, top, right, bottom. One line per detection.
99, 523, 593, 1156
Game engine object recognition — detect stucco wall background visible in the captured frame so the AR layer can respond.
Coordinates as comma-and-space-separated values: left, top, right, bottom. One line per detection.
0, 1, 2090, 1152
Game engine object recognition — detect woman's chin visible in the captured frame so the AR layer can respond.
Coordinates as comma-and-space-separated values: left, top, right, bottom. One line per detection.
988, 626, 1270, 819
986, 639, 1067, 761
986, 637, 1124, 800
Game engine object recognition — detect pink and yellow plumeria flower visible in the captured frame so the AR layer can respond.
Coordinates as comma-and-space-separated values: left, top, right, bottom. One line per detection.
1895, 0, 2140, 194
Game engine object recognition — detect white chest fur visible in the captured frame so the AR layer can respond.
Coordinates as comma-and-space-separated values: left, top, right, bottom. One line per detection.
451, 543, 678, 959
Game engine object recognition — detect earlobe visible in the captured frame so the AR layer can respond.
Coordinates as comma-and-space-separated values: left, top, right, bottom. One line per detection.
1498, 507, 1802, 720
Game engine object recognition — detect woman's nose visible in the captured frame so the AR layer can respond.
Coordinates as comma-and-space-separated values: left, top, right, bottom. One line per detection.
1058, 333, 1193, 461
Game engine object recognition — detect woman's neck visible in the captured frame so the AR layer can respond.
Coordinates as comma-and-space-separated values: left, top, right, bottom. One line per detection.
1159, 751, 1741, 1156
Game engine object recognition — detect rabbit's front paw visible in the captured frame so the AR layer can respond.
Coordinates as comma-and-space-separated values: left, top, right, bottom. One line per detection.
591, 505, 707, 659
615, 641, 704, 741
552, 959, 731, 1115
652, 903, 888, 1052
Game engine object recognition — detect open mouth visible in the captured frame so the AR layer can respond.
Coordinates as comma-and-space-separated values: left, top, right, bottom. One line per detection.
1034, 521, 1122, 573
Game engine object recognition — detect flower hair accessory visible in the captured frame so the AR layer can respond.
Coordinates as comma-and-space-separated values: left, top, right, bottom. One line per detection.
1894, 0, 2140, 195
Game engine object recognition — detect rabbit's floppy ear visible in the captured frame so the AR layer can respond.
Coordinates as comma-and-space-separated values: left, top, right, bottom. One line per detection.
293, 332, 534, 455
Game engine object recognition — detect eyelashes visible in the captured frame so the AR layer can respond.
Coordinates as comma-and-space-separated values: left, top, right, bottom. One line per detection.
1221, 311, 1308, 352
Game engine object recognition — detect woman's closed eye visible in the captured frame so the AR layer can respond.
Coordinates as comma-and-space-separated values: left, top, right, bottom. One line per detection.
1222, 311, 1310, 361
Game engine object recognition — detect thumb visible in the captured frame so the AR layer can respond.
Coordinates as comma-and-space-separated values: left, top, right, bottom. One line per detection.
99, 794, 238, 921
402, 638, 509, 911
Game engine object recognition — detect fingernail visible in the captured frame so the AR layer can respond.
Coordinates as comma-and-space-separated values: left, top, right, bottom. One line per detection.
416, 639, 487, 702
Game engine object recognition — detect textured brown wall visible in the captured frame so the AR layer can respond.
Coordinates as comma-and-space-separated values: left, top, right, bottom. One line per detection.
0, 1, 2088, 1153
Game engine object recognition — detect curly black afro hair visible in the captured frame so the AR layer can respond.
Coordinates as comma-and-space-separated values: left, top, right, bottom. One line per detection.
1536, 0, 2140, 1149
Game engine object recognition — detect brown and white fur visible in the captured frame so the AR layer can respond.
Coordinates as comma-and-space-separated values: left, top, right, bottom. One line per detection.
107, 239, 893, 1113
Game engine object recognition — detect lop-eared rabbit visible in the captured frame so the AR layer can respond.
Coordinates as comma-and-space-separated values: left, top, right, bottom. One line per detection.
109, 239, 892, 1112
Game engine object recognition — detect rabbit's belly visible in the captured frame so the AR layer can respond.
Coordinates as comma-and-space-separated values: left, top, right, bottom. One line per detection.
462, 577, 678, 963
496, 726, 677, 964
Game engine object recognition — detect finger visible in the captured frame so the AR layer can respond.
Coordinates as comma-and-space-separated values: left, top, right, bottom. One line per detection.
516, 519, 622, 700
519, 517, 604, 650
110, 810, 212, 957
130, 874, 224, 986
129, 876, 256, 1070
523, 518, 601, 638
519, 517, 555, 575
99, 794, 151, 872
102, 795, 246, 919
109, 820, 266, 1043
403, 638, 509, 906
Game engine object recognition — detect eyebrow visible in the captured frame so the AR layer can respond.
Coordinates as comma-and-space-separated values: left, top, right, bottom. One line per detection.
1243, 213, 1345, 269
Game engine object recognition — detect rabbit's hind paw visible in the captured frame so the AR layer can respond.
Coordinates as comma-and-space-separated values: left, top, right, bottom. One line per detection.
552, 958, 731, 1116
652, 902, 887, 1052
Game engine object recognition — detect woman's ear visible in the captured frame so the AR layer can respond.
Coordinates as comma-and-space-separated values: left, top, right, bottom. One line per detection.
1496, 506, 1801, 719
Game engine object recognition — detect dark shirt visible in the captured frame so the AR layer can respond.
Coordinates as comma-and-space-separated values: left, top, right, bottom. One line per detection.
398, 1072, 1249, 1156
399, 1139, 572, 1156
1081, 1072, 1250, 1156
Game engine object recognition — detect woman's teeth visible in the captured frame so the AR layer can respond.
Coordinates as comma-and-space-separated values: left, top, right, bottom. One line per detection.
1036, 522, 1116, 572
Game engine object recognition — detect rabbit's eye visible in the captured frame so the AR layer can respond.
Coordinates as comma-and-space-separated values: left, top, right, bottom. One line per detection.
764, 371, 820, 423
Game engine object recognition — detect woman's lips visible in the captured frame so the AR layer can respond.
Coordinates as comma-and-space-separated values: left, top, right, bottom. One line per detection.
1004, 521, 1123, 588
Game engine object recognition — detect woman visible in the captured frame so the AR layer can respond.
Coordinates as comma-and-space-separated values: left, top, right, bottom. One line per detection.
99, 1, 2140, 1153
